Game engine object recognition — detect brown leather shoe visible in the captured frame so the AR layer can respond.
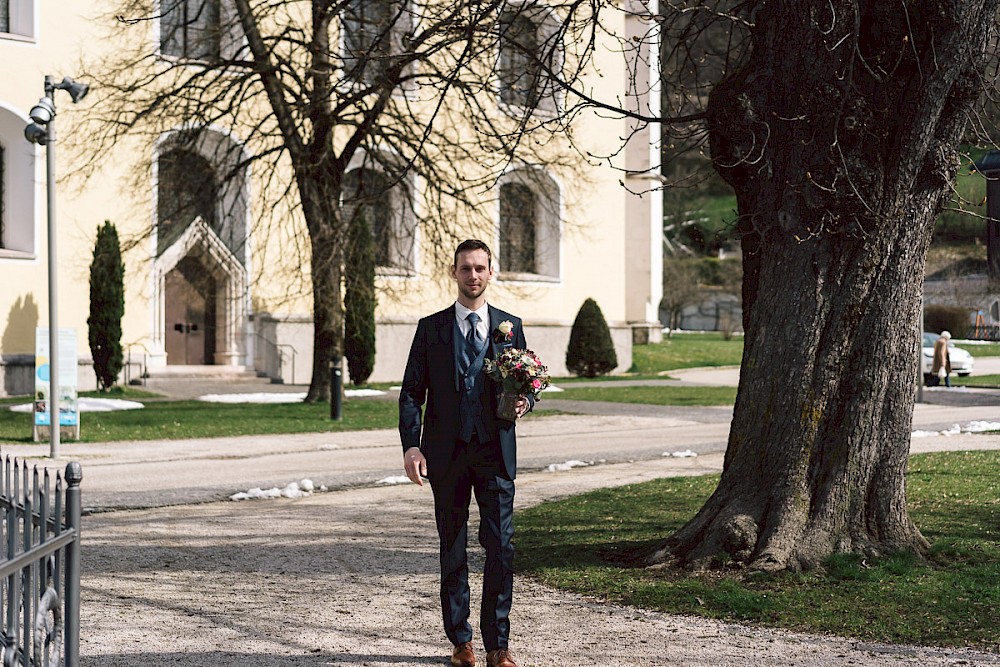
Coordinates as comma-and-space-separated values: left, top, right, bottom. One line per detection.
451, 642, 476, 667
486, 648, 517, 667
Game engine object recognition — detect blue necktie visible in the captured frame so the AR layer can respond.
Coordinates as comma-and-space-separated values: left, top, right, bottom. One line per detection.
466, 312, 484, 354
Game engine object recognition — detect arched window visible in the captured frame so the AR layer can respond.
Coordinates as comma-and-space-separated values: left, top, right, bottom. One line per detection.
498, 5, 560, 111
343, 168, 393, 268
498, 169, 561, 280
499, 183, 537, 274
161, 0, 221, 61
157, 149, 218, 253
342, 163, 416, 272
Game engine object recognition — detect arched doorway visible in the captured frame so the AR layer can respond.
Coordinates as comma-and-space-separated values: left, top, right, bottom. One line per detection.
152, 217, 248, 368
149, 128, 251, 370
164, 256, 217, 365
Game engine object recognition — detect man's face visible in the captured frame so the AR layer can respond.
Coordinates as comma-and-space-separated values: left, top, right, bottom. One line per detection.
451, 249, 493, 302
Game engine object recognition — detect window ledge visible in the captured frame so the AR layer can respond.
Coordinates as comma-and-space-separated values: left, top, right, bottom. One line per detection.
0, 249, 37, 261
155, 52, 250, 73
0, 32, 36, 43
376, 266, 416, 278
498, 271, 559, 284
497, 98, 561, 119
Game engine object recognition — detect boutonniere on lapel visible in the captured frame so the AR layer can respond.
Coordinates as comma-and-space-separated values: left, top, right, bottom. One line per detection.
493, 320, 514, 344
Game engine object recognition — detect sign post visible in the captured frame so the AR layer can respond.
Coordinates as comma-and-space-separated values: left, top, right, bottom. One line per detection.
34, 328, 80, 448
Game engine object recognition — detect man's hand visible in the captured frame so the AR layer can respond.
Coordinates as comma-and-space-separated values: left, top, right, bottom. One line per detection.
403, 447, 428, 486
515, 396, 530, 418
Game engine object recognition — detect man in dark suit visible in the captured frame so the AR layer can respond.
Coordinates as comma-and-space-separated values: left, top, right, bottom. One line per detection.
399, 239, 529, 667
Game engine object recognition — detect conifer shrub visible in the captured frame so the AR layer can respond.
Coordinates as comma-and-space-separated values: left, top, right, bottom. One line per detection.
566, 298, 618, 377
344, 210, 377, 385
88, 221, 125, 392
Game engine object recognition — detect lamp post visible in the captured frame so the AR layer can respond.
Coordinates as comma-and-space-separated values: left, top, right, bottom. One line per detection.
24, 75, 89, 459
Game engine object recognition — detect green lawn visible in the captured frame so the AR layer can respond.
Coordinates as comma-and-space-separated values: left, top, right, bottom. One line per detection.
554, 385, 737, 407
0, 396, 399, 443
627, 333, 996, 377
954, 374, 1000, 388
631, 333, 744, 375
517, 450, 1000, 649
955, 342, 1000, 357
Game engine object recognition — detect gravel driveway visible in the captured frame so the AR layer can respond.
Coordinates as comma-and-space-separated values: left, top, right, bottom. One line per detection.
76, 437, 1000, 666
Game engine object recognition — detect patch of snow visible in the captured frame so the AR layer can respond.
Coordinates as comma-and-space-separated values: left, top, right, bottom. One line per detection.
911, 421, 1000, 438
230, 487, 281, 501
545, 460, 592, 472
964, 421, 1000, 433
375, 476, 412, 485
201, 389, 385, 403
202, 392, 307, 404
664, 449, 698, 458
8, 398, 145, 413
230, 479, 317, 501
345, 389, 386, 397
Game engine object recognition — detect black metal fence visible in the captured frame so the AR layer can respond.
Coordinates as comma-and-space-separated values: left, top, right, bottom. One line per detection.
966, 324, 1000, 341
0, 456, 81, 667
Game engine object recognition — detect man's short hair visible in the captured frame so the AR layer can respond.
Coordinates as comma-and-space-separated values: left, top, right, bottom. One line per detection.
453, 239, 493, 268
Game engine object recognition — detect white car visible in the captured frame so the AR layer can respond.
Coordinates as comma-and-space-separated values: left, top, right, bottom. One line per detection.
921, 332, 974, 378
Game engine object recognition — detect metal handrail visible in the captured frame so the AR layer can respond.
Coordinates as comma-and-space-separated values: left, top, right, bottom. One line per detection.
276, 344, 296, 385
0, 532, 75, 580
253, 332, 297, 384
124, 343, 150, 386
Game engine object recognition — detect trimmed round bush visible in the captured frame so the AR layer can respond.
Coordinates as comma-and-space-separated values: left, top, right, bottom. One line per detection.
566, 298, 618, 377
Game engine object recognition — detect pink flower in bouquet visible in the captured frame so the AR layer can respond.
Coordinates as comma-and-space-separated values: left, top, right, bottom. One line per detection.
483, 348, 551, 399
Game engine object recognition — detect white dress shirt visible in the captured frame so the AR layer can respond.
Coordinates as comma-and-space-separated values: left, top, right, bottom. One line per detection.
454, 301, 490, 342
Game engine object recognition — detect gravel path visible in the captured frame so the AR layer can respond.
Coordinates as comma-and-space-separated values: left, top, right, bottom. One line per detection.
77, 443, 1000, 666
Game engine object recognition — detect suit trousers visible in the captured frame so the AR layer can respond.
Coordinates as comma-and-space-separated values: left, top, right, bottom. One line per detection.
430, 435, 515, 651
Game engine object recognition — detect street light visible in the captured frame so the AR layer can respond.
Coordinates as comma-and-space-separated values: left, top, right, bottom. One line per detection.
23, 75, 89, 460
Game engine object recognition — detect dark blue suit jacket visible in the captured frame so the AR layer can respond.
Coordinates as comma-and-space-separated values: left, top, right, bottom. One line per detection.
399, 304, 528, 481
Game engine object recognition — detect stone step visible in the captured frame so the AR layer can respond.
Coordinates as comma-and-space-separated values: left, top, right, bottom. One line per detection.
143, 365, 261, 380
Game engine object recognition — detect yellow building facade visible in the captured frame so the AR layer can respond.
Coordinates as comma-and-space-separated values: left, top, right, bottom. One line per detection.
0, 1, 661, 395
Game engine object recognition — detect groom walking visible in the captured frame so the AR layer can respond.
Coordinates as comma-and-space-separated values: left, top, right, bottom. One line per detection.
399, 239, 529, 667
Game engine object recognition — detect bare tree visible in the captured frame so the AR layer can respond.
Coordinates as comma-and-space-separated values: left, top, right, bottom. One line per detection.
659, 257, 701, 332
78, 0, 580, 400
551, 0, 1000, 571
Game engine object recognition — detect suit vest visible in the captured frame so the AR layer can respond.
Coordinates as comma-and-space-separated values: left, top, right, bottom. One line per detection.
456, 321, 493, 443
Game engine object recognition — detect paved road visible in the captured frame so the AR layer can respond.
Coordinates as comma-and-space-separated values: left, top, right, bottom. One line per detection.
3, 397, 997, 513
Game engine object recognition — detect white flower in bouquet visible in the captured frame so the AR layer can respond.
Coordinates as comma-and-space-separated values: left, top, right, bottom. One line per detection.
483, 348, 551, 399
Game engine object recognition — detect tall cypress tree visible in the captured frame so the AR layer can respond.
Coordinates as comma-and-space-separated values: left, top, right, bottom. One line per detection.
344, 210, 377, 385
88, 221, 125, 392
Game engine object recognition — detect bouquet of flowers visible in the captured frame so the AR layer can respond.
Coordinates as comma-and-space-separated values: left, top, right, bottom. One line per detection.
483, 348, 551, 420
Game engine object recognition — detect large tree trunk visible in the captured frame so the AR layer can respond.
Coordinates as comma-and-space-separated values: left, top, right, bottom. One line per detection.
656, 1, 997, 572
301, 173, 344, 404
304, 220, 343, 403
